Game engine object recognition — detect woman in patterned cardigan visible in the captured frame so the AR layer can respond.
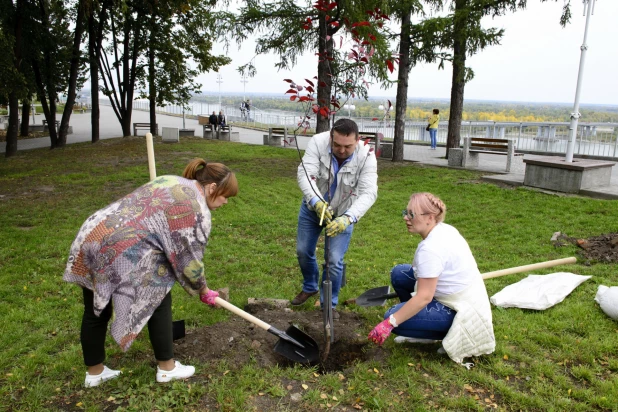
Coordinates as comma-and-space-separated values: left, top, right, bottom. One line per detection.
64, 158, 238, 387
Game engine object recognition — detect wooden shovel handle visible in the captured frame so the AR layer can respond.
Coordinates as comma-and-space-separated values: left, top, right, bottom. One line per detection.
482, 257, 576, 280
214, 297, 271, 331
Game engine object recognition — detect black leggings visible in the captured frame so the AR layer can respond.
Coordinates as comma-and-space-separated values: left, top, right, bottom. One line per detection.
80, 288, 173, 366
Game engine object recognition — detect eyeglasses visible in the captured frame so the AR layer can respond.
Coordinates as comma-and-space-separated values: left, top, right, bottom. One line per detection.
401, 210, 429, 220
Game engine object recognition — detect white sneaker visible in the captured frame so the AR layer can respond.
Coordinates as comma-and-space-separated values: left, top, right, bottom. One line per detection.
156, 361, 195, 383
84, 365, 121, 388
394, 336, 439, 344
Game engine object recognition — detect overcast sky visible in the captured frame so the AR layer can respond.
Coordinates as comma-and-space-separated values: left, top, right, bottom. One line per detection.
199, 1, 617, 105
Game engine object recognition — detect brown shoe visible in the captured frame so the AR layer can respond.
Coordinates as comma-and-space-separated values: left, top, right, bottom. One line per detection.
291, 290, 319, 306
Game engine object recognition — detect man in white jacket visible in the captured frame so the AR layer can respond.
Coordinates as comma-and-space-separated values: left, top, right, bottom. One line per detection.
291, 119, 378, 315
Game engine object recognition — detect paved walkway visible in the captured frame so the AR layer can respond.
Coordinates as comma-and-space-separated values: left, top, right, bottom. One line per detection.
2, 105, 616, 199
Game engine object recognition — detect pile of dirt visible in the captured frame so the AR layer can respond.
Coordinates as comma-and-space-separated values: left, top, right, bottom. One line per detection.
553, 232, 618, 263
174, 302, 388, 372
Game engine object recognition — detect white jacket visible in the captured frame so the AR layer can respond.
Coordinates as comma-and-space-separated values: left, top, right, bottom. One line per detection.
297, 131, 378, 220
436, 277, 496, 367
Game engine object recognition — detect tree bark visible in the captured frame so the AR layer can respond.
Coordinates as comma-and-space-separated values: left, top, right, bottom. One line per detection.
58, 0, 87, 146
20, 101, 30, 137
148, 29, 157, 135
393, 7, 413, 162
5, 0, 23, 157
88, 11, 99, 143
446, 0, 468, 159
5, 92, 19, 157
316, 13, 333, 133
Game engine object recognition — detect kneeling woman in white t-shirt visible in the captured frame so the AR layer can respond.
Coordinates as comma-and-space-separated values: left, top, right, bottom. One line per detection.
368, 192, 495, 365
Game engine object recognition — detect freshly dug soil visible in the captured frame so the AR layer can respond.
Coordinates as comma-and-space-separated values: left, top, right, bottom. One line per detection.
174, 302, 387, 372
554, 232, 618, 264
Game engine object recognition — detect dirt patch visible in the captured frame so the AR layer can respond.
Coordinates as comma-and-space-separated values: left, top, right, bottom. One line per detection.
173, 302, 382, 372
554, 232, 618, 264
0, 129, 48, 142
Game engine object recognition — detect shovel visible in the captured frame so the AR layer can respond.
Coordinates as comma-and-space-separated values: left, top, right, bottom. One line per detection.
355, 257, 577, 307
214, 297, 320, 363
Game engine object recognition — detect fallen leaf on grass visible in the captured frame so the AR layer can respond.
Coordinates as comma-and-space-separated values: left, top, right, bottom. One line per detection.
302, 384, 308, 390
223, 370, 229, 375
353, 405, 362, 410
338, 389, 344, 395
287, 385, 293, 390
320, 393, 328, 399
332, 396, 338, 401
76, 402, 82, 407
107, 396, 115, 401
258, 392, 264, 396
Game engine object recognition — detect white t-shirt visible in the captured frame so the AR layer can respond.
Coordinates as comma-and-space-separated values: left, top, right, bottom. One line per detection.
412, 223, 480, 297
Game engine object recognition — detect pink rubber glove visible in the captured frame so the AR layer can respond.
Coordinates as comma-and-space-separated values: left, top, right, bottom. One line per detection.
200, 289, 219, 307
368, 319, 394, 345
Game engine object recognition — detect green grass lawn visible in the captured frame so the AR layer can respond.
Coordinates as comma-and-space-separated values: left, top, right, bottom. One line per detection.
0, 136, 616, 411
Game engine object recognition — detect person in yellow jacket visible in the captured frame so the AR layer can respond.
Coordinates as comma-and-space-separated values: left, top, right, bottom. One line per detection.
427, 109, 440, 150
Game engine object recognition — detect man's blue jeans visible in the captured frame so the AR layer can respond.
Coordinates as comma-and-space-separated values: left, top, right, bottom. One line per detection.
297, 202, 353, 308
384, 264, 455, 340
429, 128, 438, 149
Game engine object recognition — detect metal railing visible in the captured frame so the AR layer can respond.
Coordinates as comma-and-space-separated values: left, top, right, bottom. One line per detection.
125, 99, 618, 159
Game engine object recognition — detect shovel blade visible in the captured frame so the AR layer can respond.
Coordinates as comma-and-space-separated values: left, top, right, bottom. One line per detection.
274, 325, 320, 364
355, 286, 396, 307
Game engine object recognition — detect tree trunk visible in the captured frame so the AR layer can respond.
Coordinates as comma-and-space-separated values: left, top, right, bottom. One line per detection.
316, 13, 333, 134
5, 92, 19, 157
393, 7, 413, 162
58, 0, 87, 146
446, 0, 468, 159
148, 42, 157, 135
5, 0, 23, 157
88, 11, 100, 143
20, 100, 30, 137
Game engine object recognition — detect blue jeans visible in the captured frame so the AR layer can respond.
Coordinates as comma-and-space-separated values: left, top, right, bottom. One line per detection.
296, 202, 353, 308
429, 128, 437, 149
384, 264, 455, 340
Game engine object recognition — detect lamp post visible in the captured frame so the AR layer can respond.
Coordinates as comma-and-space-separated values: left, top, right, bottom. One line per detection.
343, 104, 355, 118
216, 72, 223, 110
240, 74, 248, 101
565, 0, 596, 163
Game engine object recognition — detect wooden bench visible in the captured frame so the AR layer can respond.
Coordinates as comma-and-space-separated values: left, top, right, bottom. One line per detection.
133, 123, 158, 136
203, 124, 215, 139
263, 127, 287, 146
462, 137, 522, 172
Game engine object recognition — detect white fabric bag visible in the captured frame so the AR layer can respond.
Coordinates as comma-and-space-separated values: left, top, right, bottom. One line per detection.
490, 272, 591, 310
595, 285, 618, 320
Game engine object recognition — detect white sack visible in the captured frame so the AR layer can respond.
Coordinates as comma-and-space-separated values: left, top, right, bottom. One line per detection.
490, 272, 591, 310
594, 285, 618, 320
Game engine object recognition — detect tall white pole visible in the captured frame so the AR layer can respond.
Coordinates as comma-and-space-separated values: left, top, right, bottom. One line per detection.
565, 0, 595, 163
216, 73, 223, 110
240, 75, 248, 101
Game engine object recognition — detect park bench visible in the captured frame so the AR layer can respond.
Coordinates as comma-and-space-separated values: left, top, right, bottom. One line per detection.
218, 124, 232, 141
203, 124, 215, 139
133, 123, 158, 136
462, 137, 522, 172
42, 119, 60, 131
358, 131, 392, 159
263, 127, 287, 146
